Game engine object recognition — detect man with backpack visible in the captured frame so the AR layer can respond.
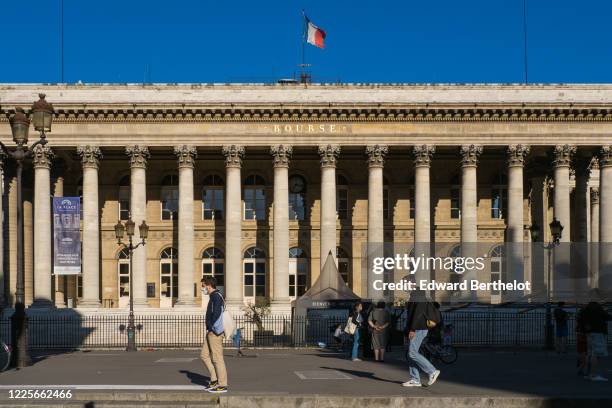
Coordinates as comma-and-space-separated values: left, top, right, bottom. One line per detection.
402, 289, 441, 387
200, 276, 228, 393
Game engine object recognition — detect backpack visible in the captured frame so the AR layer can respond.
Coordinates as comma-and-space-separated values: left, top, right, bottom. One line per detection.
211, 292, 236, 338
424, 302, 442, 329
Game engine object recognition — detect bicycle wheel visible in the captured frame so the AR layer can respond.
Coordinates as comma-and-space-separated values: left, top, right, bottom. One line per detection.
439, 345, 458, 364
0, 343, 11, 372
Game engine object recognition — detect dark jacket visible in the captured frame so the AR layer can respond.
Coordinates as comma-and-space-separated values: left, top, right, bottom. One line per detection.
582, 303, 611, 335
205, 290, 224, 333
405, 290, 429, 332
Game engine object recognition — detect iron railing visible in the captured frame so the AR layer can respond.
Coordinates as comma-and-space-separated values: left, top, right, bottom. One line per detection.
0, 310, 609, 350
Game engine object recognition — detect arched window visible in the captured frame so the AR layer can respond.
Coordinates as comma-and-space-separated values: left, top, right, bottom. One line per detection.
76, 177, 83, 220
160, 247, 178, 307
450, 173, 461, 219
491, 173, 508, 220
161, 175, 179, 220
337, 247, 350, 286
118, 247, 130, 307
202, 247, 225, 297
489, 245, 505, 303
118, 175, 130, 221
289, 247, 308, 299
244, 175, 266, 220
289, 175, 306, 221
202, 174, 224, 220
243, 247, 266, 299
383, 176, 390, 220
448, 245, 462, 287
337, 174, 349, 220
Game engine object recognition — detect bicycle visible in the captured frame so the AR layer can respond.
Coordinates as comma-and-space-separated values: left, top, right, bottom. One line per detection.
0, 342, 11, 372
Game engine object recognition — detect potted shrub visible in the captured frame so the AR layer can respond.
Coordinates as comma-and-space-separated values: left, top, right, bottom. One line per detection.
243, 297, 273, 346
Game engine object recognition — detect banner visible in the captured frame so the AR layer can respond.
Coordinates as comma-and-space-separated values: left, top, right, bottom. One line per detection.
53, 197, 81, 275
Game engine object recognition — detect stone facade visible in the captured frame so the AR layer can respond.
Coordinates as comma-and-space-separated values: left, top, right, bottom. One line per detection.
0, 84, 610, 311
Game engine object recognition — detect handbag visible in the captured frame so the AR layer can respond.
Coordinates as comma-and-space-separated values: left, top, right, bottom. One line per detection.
211, 292, 236, 338
344, 315, 357, 335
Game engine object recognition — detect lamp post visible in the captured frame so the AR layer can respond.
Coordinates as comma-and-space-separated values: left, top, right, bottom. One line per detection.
0, 94, 53, 368
114, 217, 148, 352
529, 217, 563, 351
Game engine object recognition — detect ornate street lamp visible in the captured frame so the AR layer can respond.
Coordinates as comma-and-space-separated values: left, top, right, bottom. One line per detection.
0, 94, 53, 368
115, 218, 148, 352
530, 217, 563, 351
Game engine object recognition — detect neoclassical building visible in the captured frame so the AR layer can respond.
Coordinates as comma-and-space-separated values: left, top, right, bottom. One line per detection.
0, 84, 610, 312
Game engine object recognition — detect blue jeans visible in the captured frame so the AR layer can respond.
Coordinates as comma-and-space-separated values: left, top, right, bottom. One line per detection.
351, 328, 360, 359
408, 329, 436, 382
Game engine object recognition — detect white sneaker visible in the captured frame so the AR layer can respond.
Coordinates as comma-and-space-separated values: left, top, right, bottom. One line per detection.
352, 358, 362, 362
402, 379, 422, 387
589, 375, 609, 382
424, 370, 441, 387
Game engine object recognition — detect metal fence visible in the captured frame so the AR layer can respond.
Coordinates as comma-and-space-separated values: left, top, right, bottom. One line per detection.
0, 311, 610, 350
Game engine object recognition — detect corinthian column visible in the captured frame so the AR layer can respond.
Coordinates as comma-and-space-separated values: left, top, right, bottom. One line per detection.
552, 145, 575, 298
223, 145, 245, 308
366, 145, 388, 299
599, 146, 612, 294
460, 144, 482, 299
0, 152, 5, 305
125, 145, 150, 307
319, 145, 340, 270
271, 145, 292, 308
506, 145, 530, 298
460, 145, 482, 243
32, 144, 54, 308
590, 188, 600, 289
77, 145, 102, 308
553, 145, 575, 242
413, 145, 435, 284
174, 145, 197, 307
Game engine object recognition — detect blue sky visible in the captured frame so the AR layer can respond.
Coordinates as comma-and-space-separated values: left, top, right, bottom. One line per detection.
1, 0, 611, 83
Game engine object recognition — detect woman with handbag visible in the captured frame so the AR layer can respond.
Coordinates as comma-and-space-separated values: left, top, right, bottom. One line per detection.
345, 302, 364, 361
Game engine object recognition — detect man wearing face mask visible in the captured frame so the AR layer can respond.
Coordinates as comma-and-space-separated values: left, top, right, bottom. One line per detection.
200, 276, 228, 393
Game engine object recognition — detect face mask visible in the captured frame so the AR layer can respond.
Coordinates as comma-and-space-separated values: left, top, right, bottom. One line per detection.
201, 287, 209, 296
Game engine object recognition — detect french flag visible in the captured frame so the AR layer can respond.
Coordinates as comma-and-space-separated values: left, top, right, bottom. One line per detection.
305, 15, 326, 49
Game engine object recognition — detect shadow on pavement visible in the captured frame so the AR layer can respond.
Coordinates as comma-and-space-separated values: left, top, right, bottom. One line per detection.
320, 366, 403, 385
180, 369, 210, 386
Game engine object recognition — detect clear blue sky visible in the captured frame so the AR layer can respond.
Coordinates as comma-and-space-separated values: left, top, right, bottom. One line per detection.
2, 0, 611, 83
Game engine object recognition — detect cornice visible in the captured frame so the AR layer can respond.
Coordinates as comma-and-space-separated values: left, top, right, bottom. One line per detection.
2, 104, 612, 123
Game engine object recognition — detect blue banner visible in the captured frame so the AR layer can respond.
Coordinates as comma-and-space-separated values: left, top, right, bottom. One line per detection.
53, 197, 81, 275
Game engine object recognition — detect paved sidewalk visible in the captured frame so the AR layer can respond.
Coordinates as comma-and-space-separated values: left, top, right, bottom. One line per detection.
0, 348, 610, 406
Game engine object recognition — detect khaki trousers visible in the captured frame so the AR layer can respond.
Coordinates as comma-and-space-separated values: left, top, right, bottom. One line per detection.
200, 331, 227, 386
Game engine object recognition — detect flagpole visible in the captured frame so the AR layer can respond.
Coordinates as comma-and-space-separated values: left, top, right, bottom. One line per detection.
300, 10, 307, 83
523, 0, 528, 84
61, 0, 64, 82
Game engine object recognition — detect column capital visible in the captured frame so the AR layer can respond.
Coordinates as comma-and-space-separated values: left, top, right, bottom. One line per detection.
460, 144, 483, 167
599, 145, 612, 168
366, 144, 388, 168
412, 144, 435, 167
223, 145, 245, 168
319, 144, 340, 168
507, 144, 530, 167
77, 145, 102, 169
270, 144, 293, 168
174, 145, 197, 168
591, 187, 600, 205
125, 145, 150, 169
552, 144, 576, 168
32, 144, 54, 169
